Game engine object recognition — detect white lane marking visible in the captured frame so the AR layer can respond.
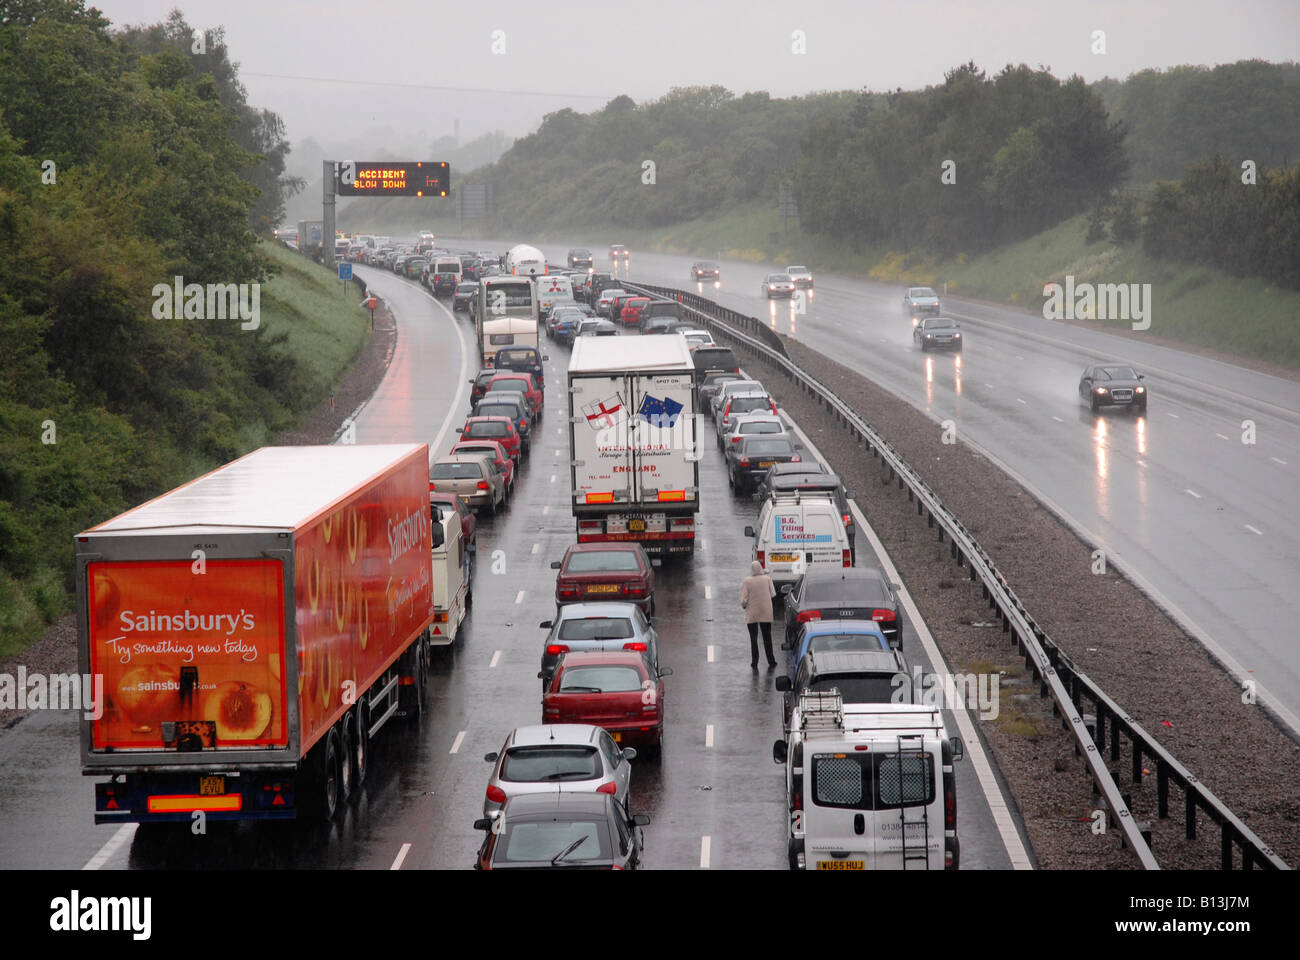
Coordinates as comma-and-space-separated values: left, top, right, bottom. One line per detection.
449, 730, 466, 754
556, 427, 563, 435
514, 590, 525, 604
707, 644, 715, 662
699, 537, 707, 550
1245, 524, 1263, 536
1185, 489, 1202, 499
705, 724, 714, 748
1167, 412, 1180, 419
82, 823, 136, 870
1271, 456, 1287, 465
700, 836, 711, 869
1015, 355, 1024, 360
984, 383, 994, 389
542, 505, 550, 515
704, 584, 712, 600
531, 542, 539, 555
489, 650, 502, 668
1215, 433, 1229, 441
391, 843, 412, 870
1051, 415, 1063, 422
1016, 398, 1026, 404
781, 411, 1033, 869
555, 449, 561, 456
550, 474, 556, 483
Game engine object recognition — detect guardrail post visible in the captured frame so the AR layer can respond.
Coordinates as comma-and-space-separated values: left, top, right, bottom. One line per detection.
1132, 742, 1144, 785
1110, 718, 1121, 762
1157, 762, 1170, 819
1186, 791, 1197, 840
1222, 824, 1234, 870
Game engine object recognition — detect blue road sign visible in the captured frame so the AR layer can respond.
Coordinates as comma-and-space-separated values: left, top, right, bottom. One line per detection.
338, 262, 353, 280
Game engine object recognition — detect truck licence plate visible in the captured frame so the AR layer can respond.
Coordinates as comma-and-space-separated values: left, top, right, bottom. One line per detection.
587, 584, 620, 593
817, 860, 864, 870
199, 776, 225, 796
769, 553, 799, 563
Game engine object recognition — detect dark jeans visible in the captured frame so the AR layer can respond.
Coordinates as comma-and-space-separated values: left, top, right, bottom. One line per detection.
747, 621, 775, 666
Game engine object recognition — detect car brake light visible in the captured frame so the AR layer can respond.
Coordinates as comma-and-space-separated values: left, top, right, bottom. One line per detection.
623, 642, 647, 651
796, 610, 821, 623
429, 482, 436, 491
737, 457, 749, 467
545, 644, 570, 656
843, 514, 851, 526
558, 586, 579, 600
596, 782, 618, 795
623, 585, 647, 598
872, 609, 896, 622
770, 401, 778, 415
731, 436, 742, 442
756, 550, 765, 567
843, 550, 852, 567
476, 481, 489, 491
791, 454, 801, 462
486, 785, 507, 803
946, 785, 955, 830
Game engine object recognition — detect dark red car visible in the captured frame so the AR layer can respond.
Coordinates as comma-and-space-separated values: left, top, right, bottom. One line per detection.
542, 650, 670, 752
458, 416, 521, 462
486, 371, 543, 420
619, 297, 651, 326
450, 439, 515, 498
429, 491, 476, 552
551, 542, 657, 617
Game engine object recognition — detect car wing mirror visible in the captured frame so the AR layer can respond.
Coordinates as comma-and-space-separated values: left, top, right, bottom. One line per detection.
780, 584, 792, 594
772, 740, 788, 764
744, 525, 755, 538
621, 747, 638, 762
845, 490, 857, 499
950, 737, 965, 761
473, 818, 491, 831
658, 667, 673, 677
631, 813, 651, 827
484, 752, 498, 762
539, 620, 553, 629
650, 559, 662, 568
774, 676, 792, 692
550, 561, 562, 569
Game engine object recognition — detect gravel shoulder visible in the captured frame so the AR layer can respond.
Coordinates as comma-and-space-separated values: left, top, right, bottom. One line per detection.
739, 336, 1300, 868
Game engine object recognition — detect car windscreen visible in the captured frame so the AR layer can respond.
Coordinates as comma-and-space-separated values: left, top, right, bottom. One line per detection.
739, 421, 783, 434
803, 576, 888, 604
805, 633, 886, 656
488, 380, 528, 392
498, 351, 538, 365
557, 665, 643, 693
500, 745, 601, 782
811, 751, 934, 810
466, 422, 508, 437
742, 438, 794, 456
910, 288, 937, 298
924, 319, 956, 329
729, 396, 772, 414
475, 404, 522, 420
1097, 367, 1137, 380
500, 819, 610, 863
565, 552, 641, 573
431, 462, 484, 480
810, 674, 906, 704
457, 284, 478, 293
694, 349, 737, 369
453, 444, 499, 460
557, 618, 635, 641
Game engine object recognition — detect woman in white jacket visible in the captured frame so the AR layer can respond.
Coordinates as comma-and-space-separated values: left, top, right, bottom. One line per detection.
739, 560, 778, 669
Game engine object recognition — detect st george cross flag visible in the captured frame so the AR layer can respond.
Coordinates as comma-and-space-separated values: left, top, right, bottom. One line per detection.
636, 393, 683, 428
582, 395, 624, 430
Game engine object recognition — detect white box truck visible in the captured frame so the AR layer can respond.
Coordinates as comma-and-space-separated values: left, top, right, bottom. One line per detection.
568, 335, 700, 556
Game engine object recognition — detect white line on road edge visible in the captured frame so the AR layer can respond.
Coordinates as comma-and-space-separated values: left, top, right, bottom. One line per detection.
1245, 524, 1263, 536
1051, 416, 1063, 422
984, 383, 994, 389
449, 730, 467, 754
781, 412, 1033, 870
1186, 489, 1202, 499
707, 644, 715, 662
1271, 456, 1287, 465
705, 724, 714, 747
1215, 433, 1230, 441
514, 590, 525, 604
1167, 412, 1180, 419
700, 836, 711, 869
391, 843, 412, 870
699, 537, 708, 550
542, 505, 550, 514
1016, 398, 1026, 404
82, 823, 136, 870
555, 449, 561, 456
550, 474, 556, 483
704, 584, 712, 600
557, 427, 563, 435
489, 650, 502, 668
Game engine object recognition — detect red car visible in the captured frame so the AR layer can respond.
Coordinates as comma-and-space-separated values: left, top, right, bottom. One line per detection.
451, 439, 515, 498
429, 491, 476, 552
619, 297, 651, 326
550, 542, 657, 617
542, 650, 670, 752
486, 372, 543, 420
458, 416, 521, 462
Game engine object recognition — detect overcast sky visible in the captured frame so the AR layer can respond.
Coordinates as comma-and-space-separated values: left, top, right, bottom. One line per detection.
93, 0, 1300, 149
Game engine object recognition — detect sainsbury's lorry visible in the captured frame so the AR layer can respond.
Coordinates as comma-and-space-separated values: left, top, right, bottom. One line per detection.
568, 335, 700, 555
77, 444, 436, 823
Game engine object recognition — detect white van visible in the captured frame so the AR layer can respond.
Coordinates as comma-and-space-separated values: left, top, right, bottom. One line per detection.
428, 499, 469, 646
535, 274, 574, 312
745, 493, 851, 589
773, 690, 963, 871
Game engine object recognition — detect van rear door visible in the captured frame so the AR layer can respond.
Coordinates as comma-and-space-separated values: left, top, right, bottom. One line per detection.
804, 750, 873, 870
868, 745, 943, 869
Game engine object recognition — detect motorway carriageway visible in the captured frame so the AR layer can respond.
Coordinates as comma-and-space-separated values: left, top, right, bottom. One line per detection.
0, 262, 1031, 870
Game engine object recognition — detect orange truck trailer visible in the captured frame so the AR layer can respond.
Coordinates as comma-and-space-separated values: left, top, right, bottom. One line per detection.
76, 444, 436, 823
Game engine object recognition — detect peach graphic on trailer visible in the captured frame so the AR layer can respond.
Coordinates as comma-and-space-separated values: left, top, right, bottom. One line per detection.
115, 664, 180, 722
201, 681, 272, 740
92, 572, 121, 630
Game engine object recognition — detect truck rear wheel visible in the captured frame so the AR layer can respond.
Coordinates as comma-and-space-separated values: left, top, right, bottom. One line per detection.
337, 716, 355, 804
302, 731, 341, 820
352, 705, 369, 789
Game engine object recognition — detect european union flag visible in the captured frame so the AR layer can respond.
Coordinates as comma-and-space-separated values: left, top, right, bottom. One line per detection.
637, 394, 683, 429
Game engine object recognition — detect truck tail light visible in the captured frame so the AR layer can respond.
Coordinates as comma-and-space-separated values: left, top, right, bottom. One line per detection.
545, 644, 570, 656
843, 550, 852, 567
872, 609, 896, 623
596, 782, 618, 795
486, 785, 507, 803
796, 611, 821, 623
578, 520, 602, 530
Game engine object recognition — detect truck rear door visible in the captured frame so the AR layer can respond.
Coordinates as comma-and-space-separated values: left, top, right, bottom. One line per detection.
628, 372, 696, 505
571, 374, 635, 505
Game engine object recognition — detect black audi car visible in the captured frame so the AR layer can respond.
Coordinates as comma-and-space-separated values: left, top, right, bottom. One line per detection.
1079, 364, 1147, 413
780, 568, 903, 649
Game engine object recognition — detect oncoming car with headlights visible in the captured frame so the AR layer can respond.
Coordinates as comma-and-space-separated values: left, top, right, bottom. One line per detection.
1079, 364, 1147, 413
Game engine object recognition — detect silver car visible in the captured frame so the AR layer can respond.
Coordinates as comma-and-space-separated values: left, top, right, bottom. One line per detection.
482, 724, 636, 821
538, 601, 660, 689
710, 378, 763, 420
761, 274, 795, 298
720, 412, 789, 452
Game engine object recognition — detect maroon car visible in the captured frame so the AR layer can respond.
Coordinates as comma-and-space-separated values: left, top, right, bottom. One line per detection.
486, 371, 543, 420
457, 416, 521, 462
550, 542, 658, 617
542, 650, 670, 752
